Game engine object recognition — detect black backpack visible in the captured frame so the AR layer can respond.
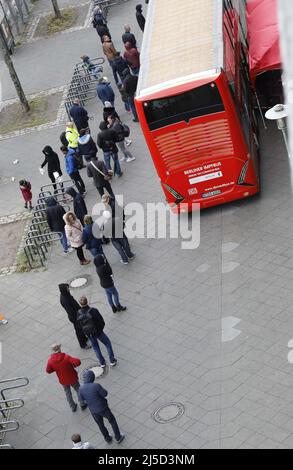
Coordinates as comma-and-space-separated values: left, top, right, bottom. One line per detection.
77, 308, 105, 337
60, 131, 68, 147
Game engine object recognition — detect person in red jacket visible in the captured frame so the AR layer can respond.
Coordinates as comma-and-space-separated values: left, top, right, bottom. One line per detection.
123, 42, 140, 75
46, 343, 87, 412
19, 179, 33, 210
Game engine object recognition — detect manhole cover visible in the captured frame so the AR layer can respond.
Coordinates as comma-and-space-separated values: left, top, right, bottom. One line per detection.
152, 403, 185, 424
68, 274, 91, 289
80, 363, 108, 381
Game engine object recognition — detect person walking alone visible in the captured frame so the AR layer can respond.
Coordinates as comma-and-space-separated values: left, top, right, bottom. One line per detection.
46, 344, 87, 412
77, 296, 117, 367
40, 146, 63, 193
80, 370, 125, 444
59, 283, 90, 349
64, 212, 91, 265
94, 255, 126, 313
19, 180, 33, 210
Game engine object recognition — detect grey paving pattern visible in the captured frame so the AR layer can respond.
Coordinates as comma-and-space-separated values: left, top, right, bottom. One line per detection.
1, 0, 293, 450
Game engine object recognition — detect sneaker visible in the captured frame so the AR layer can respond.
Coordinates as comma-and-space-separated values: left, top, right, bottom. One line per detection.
120, 260, 129, 265
117, 305, 127, 312
117, 172, 123, 178
112, 306, 118, 313
82, 191, 87, 197
105, 436, 113, 444
125, 140, 132, 146
119, 156, 126, 162
110, 359, 117, 367
116, 434, 125, 444
126, 156, 136, 163
82, 344, 92, 350
64, 247, 73, 254
72, 404, 78, 412
128, 253, 136, 260
80, 403, 88, 410
100, 363, 106, 368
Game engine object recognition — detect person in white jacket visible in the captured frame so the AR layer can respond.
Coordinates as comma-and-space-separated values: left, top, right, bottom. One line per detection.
71, 433, 95, 449
64, 212, 91, 266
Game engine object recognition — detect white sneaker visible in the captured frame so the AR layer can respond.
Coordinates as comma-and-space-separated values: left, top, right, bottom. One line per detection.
126, 156, 136, 163
64, 247, 73, 254
125, 140, 132, 147
119, 156, 126, 162
120, 260, 129, 265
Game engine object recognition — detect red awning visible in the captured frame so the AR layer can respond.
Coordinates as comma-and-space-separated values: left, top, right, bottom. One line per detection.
247, 0, 282, 83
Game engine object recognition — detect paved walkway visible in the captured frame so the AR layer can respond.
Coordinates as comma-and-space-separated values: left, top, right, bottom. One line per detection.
1, 0, 293, 450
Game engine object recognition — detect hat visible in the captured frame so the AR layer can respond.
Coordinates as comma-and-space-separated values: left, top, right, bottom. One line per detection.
51, 343, 61, 353
104, 101, 112, 108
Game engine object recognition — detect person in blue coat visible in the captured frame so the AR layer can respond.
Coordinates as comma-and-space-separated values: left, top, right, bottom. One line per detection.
82, 215, 104, 257
79, 369, 125, 444
61, 146, 86, 195
69, 99, 89, 132
65, 187, 88, 227
96, 77, 115, 106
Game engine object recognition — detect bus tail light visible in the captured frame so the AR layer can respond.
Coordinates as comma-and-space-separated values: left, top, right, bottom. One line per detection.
163, 183, 185, 205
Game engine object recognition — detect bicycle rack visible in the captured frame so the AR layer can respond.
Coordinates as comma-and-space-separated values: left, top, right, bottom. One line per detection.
0, 377, 29, 448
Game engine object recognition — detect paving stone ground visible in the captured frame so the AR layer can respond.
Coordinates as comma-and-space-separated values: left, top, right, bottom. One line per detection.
1, 0, 293, 450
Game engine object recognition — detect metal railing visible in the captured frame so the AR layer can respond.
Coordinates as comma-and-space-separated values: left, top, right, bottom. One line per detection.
64, 57, 105, 118
0, 377, 29, 448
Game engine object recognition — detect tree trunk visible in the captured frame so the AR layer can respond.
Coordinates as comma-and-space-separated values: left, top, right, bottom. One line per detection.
51, 0, 62, 19
0, 30, 30, 112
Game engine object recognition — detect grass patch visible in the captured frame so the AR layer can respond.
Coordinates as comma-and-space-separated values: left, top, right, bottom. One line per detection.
35, 7, 78, 37
16, 251, 39, 272
0, 92, 62, 135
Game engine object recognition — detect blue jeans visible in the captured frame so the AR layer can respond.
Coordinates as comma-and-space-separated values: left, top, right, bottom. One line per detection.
103, 151, 122, 176
90, 246, 104, 258
60, 231, 69, 252
105, 286, 120, 307
92, 407, 122, 442
112, 234, 134, 263
128, 97, 138, 120
88, 331, 116, 365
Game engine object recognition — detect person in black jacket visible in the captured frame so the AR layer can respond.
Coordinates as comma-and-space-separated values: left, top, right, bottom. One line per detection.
136, 4, 145, 32
41, 146, 63, 193
78, 129, 98, 164
97, 121, 123, 177
95, 23, 111, 43
65, 187, 88, 226
122, 25, 137, 49
77, 296, 117, 366
122, 69, 139, 122
59, 284, 90, 349
111, 53, 130, 86
102, 210, 135, 265
94, 255, 126, 313
45, 196, 72, 253
86, 156, 115, 198
69, 99, 89, 133
103, 101, 120, 123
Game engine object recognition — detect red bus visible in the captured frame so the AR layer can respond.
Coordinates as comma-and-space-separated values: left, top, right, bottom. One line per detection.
135, 0, 260, 211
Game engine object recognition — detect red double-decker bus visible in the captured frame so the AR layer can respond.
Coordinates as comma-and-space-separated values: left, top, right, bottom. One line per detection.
135, 0, 260, 210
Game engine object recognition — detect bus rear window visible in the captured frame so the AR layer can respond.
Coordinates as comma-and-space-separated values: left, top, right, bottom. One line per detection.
143, 83, 224, 131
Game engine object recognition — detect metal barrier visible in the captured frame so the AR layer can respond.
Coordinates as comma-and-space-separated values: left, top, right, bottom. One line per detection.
64, 57, 105, 118
92, 0, 131, 19
0, 377, 29, 448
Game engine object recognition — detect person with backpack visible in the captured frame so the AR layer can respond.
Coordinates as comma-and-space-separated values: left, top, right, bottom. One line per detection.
107, 115, 135, 163
61, 146, 86, 196
77, 296, 117, 367
94, 255, 127, 313
80, 370, 125, 444
46, 343, 87, 412
41, 146, 63, 193
86, 155, 115, 199
65, 187, 88, 226
59, 284, 90, 349
97, 121, 123, 176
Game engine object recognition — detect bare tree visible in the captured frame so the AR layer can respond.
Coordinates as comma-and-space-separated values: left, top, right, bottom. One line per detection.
0, 30, 30, 112
51, 0, 62, 20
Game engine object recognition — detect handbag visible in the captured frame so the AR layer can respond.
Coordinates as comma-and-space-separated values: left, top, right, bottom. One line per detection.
90, 161, 113, 181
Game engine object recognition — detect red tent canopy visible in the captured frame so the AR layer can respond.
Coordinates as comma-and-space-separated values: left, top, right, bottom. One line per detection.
247, 0, 282, 83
